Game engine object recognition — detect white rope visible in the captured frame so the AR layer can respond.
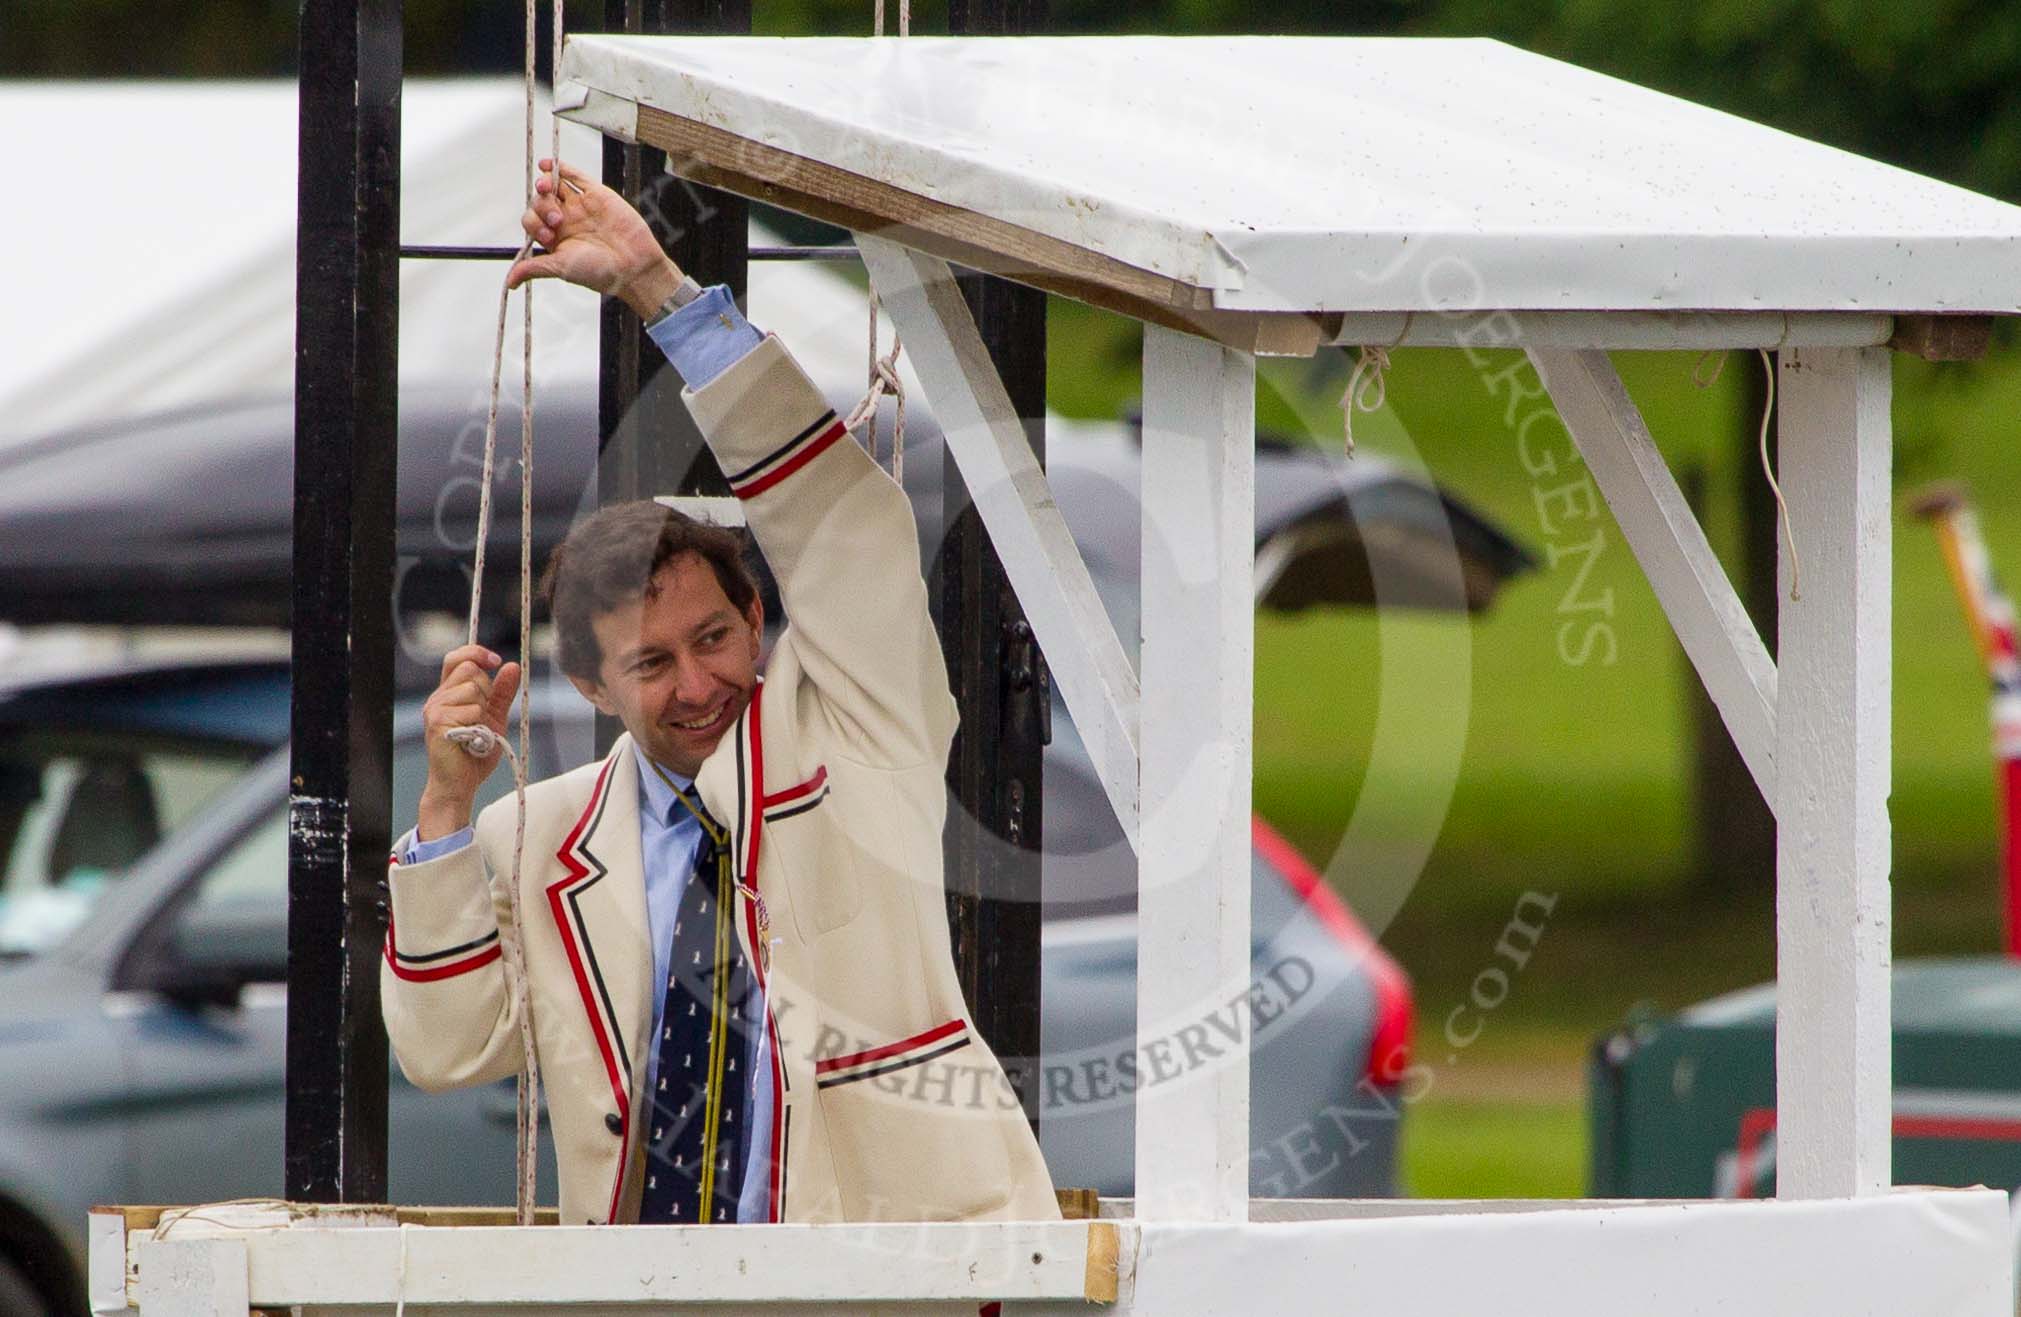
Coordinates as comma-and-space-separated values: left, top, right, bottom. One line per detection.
1339, 345, 1390, 457
848, 0, 909, 478
451, 0, 559, 1229
1691, 349, 1802, 602
873, 0, 912, 36
394, 1222, 412, 1317
843, 294, 906, 480
1751, 348, 1801, 602
149, 1198, 295, 1241
1338, 316, 1410, 458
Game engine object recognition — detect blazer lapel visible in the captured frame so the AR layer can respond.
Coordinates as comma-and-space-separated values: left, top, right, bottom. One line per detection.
547, 736, 652, 1156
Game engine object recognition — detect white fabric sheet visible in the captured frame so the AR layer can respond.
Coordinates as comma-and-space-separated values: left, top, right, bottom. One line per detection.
0, 81, 607, 442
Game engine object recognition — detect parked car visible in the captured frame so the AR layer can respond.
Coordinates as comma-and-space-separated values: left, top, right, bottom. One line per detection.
0, 657, 285, 959
0, 652, 1412, 1315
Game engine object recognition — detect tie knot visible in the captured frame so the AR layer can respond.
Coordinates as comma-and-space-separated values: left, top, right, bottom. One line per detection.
649, 758, 725, 844
671, 791, 726, 848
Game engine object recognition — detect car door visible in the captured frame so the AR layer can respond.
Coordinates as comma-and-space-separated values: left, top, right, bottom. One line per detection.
119, 754, 550, 1207
117, 809, 290, 1202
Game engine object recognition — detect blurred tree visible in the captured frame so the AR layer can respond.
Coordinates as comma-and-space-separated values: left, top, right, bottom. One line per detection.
1415, 0, 2021, 201
13, 1, 2017, 201
1, 0, 599, 77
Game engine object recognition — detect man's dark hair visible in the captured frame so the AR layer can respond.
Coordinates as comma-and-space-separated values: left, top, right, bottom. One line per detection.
539, 500, 760, 682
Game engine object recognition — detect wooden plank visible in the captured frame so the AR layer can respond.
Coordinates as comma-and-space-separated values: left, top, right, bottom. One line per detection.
1889, 314, 1993, 361
1136, 325, 1255, 1223
627, 104, 1329, 356
1773, 345, 1894, 1198
88, 1209, 129, 1314
1334, 311, 1893, 351
1530, 349, 1779, 804
135, 1237, 248, 1317
1085, 1221, 1122, 1303
222, 1222, 1108, 1306
858, 234, 1143, 846
99, 1203, 563, 1231
1056, 1188, 1101, 1221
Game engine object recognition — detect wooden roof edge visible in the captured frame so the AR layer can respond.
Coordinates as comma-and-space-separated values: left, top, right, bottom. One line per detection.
566, 97, 1997, 362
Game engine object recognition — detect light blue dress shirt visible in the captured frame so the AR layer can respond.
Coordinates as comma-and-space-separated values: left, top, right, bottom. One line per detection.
646, 282, 765, 388
400, 284, 775, 1220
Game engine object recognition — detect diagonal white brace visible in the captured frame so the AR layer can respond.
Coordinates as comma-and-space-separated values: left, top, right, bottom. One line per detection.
856, 234, 1142, 847
1529, 348, 1779, 807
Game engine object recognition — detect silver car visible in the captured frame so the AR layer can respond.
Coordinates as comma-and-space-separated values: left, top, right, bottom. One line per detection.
0, 653, 1410, 1315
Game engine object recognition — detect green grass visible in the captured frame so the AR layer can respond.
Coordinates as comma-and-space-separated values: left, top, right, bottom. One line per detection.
1403, 1093, 1589, 1199
1044, 298, 2021, 1196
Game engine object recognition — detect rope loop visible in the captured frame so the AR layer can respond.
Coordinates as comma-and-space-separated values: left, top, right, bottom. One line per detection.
1338, 344, 1392, 457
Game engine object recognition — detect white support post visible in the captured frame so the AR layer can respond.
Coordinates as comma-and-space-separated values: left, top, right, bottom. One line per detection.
1136, 325, 1255, 1222
855, 233, 1143, 846
1773, 346, 1893, 1199
1529, 349, 1779, 802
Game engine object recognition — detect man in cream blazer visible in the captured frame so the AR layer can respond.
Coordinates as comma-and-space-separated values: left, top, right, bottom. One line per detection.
380, 157, 1059, 1227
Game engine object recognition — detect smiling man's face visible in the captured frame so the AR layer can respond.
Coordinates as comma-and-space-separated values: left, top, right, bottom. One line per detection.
568, 550, 764, 778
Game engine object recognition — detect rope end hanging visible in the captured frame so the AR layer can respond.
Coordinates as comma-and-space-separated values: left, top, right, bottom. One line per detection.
1754, 347, 1802, 604
1692, 348, 1801, 603
1338, 344, 1392, 458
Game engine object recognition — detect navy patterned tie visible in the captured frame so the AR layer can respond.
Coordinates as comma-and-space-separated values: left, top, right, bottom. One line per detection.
637, 772, 753, 1224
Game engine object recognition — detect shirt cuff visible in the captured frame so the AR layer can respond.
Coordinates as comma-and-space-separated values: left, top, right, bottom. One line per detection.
644, 284, 765, 388
398, 826, 474, 866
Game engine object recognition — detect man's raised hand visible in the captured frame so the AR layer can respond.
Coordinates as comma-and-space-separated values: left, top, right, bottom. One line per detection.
417, 644, 522, 841
506, 157, 684, 320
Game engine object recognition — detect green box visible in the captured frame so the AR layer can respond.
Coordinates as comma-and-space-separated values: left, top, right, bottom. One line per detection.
1592, 957, 2021, 1197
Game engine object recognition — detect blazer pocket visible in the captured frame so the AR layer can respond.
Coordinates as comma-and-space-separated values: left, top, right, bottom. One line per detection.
765, 767, 866, 939
814, 1019, 1015, 1221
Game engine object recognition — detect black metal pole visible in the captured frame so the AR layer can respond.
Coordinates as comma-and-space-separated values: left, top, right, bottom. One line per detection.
597, 0, 750, 507
288, 0, 401, 1203
941, 0, 1049, 1134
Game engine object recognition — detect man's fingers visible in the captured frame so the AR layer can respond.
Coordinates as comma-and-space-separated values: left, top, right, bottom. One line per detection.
485, 662, 524, 726
551, 157, 595, 191
439, 645, 499, 685
506, 251, 568, 291
441, 661, 494, 693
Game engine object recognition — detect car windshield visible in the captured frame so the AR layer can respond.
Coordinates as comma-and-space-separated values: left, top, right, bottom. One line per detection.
0, 730, 256, 958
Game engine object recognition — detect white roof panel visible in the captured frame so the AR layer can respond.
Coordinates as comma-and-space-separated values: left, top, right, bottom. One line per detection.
559, 34, 2021, 315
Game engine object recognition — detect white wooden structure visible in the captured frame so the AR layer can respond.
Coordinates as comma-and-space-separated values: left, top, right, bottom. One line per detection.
101, 35, 2021, 1315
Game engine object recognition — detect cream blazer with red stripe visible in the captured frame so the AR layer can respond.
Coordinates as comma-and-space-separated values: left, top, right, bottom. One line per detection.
381, 334, 1060, 1227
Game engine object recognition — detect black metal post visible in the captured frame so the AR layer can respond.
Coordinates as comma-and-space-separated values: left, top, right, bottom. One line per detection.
596, 0, 752, 754
941, 0, 1049, 1133
597, 0, 750, 507
287, 0, 402, 1203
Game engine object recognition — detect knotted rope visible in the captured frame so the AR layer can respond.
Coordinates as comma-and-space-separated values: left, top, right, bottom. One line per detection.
845, 0, 910, 479
844, 302, 907, 480
1338, 316, 1409, 457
